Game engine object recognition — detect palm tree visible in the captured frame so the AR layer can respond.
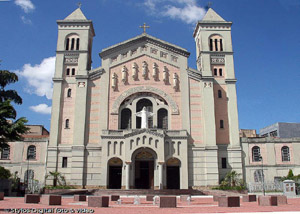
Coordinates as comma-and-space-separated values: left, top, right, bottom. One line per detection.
0, 70, 28, 149
224, 170, 242, 187
45, 171, 66, 187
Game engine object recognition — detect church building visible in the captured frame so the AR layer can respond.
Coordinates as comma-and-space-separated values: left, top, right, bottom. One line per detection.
47, 7, 242, 189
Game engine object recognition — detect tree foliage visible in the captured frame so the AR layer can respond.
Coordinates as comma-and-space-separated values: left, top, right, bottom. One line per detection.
215, 170, 246, 190
0, 70, 29, 149
281, 169, 300, 181
45, 171, 66, 187
0, 166, 11, 179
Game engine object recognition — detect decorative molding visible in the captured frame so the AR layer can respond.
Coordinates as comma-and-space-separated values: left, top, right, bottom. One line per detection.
111, 86, 179, 115
89, 68, 105, 80
78, 82, 85, 88
211, 54, 225, 65
64, 58, 78, 64
187, 68, 202, 81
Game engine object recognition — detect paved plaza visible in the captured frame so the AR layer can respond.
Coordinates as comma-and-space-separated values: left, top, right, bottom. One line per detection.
1, 196, 300, 214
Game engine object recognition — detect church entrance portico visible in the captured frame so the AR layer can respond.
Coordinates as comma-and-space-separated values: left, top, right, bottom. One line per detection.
132, 148, 156, 189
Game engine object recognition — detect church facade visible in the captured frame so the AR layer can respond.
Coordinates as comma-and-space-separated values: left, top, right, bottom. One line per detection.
47, 8, 242, 189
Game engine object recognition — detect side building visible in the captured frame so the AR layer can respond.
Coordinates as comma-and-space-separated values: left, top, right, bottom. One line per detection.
0, 125, 49, 185
241, 136, 300, 185
260, 122, 300, 138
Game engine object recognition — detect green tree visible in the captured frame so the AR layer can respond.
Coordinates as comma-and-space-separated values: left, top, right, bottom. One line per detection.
45, 171, 66, 187
0, 70, 29, 149
0, 166, 11, 179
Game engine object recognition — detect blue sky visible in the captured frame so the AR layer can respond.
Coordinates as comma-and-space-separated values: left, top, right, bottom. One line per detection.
0, 0, 299, 133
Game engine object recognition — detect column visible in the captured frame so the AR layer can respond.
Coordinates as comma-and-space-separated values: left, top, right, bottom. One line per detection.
125, 162, 131, 190
158, 162, 164, 189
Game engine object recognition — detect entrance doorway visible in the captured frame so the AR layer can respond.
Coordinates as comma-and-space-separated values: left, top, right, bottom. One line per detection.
133, 149, 156, 189
108, 158, 123, 189
166, 158, 180, 189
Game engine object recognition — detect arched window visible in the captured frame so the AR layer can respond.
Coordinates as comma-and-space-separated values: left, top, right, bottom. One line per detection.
27, 145, 36, 160
252, 146, 261, 162
66, 38, 70, 50
209, 39, 213, 51
66, 68, 70, 76
72, 68, 75, 76
136, 99, 153, 129
220, 39, 223, 51
209, 35, 224, 51
214, 68, 217, 76
24, 170, 34, 184
214, 39, 218, 51
158, 108, 168, 129
120, 108, 132, 129
67, 89, 72, 97
218, 90, 222, 98
281, 146, 290, 161
71, 38, 75, 50
76, 38, 80, 50
65, 35, 80, 51
65, 119, 70, 129
219, 69, 223, 76
220, 120, 224, 129
1, 146, 10, 160
254, 169, 263, 182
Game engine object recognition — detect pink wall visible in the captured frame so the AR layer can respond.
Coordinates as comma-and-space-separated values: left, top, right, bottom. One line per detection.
249, 144, 267, 165
87, 78, 101, 144
189, 78, 203, 144
60, 82, 76, 144
275, 143, 294, 165
214, 84, 229, 144
108, 55, 182, 130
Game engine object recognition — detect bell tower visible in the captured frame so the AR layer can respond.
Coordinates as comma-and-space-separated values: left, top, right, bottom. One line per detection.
47, 7, 95, 187
193, 8, 242, 182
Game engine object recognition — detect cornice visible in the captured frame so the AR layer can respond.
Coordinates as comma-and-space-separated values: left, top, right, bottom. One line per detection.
193, 21, 232, 38
225, 79, 237, 83
52, 77, 63, 82
187, 67, 202, 81
200, 51, 233, 55
56, 50, 89, 54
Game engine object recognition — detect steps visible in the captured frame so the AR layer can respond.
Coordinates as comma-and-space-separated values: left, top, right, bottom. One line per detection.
92, 189, 204, 196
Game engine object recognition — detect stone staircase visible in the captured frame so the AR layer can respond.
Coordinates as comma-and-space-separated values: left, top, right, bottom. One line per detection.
92, 189, 205, 196
45, 188, 205, 196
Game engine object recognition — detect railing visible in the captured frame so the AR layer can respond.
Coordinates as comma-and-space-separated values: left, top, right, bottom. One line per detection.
27, 180, 43, 194
247, 182, 283, 193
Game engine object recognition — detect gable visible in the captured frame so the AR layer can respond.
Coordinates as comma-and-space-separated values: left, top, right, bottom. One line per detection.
99, 33, 190, 60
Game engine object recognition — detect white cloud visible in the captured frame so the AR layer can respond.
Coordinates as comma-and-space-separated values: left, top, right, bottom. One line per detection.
14, 0, 35, 13
30, 104, 52, 114
21, 15, 32, 25
17, 56, 55, 100
143, 0, 206, 24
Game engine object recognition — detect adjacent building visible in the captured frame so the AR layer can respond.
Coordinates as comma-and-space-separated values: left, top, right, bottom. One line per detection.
260, 122, 300, 138
0, 125, 49, 184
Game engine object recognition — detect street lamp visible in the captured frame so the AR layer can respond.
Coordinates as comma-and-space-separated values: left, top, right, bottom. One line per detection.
259, 155, 265, 196
26, 153, 32, 194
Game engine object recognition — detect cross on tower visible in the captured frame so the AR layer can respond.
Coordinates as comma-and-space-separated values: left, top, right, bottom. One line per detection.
205, 1, 212, 10
77, 2, 82, 8
139, 23, 150, 33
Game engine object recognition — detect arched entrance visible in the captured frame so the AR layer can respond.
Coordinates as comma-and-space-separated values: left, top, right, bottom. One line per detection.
166, 158, 180, 189
133, 148, 156, 189
108, 157, 123, 189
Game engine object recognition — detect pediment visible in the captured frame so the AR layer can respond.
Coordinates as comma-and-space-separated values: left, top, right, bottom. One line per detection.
99, 33, 190, 59
124, 129, 165, 139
